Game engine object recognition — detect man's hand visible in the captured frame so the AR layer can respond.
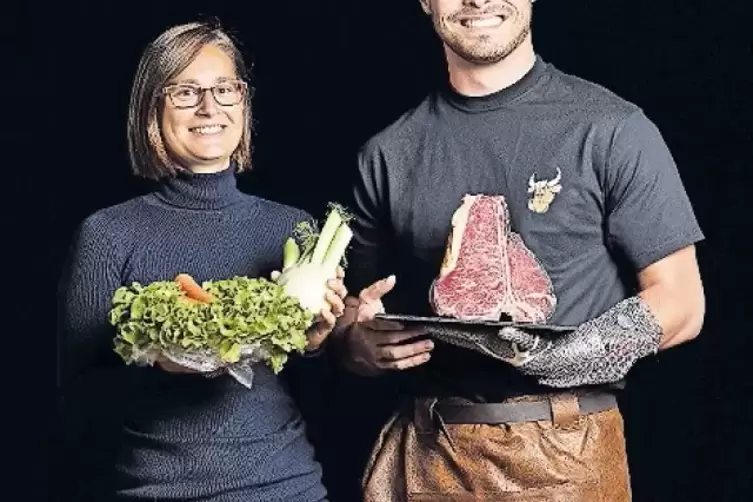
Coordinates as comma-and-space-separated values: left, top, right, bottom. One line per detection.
338, 275, 433, 376
470, 326, 546, 367
474, 296, 664, 388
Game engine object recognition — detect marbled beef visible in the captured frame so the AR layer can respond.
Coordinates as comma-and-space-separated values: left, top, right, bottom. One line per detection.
429, 194, 556, 323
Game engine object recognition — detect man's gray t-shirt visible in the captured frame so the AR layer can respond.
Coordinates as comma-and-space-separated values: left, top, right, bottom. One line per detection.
346, 56, 704, 400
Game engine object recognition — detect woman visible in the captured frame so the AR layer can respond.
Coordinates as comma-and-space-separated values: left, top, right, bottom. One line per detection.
57, 21, 343, 501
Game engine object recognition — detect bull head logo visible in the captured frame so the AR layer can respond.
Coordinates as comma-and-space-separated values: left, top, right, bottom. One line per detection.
527, 168, 562, 214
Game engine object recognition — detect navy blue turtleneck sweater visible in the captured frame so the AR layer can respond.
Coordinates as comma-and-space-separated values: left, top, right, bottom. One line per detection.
57, 167, 328, 501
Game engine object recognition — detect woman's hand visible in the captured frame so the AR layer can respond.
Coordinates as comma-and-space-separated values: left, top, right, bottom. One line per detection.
305, 266, 347, 352
155, 355, 202, 374
155, 355, 227, 378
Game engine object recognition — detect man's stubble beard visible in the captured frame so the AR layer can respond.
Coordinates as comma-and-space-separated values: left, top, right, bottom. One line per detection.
440, 22, 531, 65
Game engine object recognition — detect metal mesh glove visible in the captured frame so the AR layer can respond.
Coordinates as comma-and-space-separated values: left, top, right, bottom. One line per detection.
469, 296, 663, 388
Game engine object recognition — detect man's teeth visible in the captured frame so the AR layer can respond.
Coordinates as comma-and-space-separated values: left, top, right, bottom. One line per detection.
191, 125, 223, 135
461, 16, 504, 28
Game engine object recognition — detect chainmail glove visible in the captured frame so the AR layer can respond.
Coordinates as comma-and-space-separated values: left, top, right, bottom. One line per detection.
473, 296, 663, 388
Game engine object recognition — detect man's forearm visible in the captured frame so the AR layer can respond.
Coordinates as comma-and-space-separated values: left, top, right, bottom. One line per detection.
636, 244, 706, 350
519, 295, 664, 388
638, 283, 704, 351
482, 286, 702, 388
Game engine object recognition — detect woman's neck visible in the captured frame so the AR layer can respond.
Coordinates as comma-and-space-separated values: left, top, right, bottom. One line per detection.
186, 158, 232, 175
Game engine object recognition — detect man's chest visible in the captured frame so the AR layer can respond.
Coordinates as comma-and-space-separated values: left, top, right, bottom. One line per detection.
387, 124, 609, 266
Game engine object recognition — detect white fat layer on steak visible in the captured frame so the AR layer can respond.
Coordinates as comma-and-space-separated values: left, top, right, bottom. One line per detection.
439, 194, 477, 277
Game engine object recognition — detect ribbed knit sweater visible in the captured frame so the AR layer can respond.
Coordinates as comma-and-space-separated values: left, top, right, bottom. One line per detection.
57, 167, 328, 501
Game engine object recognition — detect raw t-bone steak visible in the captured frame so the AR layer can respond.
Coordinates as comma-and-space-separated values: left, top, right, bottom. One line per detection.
429, 194, 556, 323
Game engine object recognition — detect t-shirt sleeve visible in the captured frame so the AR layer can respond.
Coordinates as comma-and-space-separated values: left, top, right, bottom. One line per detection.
604, 110, 705, 270
344, 142, 394, 295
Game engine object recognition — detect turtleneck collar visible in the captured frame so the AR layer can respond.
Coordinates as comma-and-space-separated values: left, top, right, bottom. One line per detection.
154, 166, 247, 210
440, 55, 548, 113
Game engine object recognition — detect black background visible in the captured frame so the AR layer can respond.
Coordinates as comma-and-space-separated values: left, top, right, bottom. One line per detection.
7, 0, 752, 501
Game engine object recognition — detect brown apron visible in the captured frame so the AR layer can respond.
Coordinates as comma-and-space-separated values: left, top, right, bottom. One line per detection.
362, 391, 631, 502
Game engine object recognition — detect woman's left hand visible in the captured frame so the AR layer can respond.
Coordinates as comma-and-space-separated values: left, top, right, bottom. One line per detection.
305, 266, 347, 352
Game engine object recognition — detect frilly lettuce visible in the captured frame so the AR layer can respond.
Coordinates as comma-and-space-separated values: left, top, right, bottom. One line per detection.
109, 276, 314, 374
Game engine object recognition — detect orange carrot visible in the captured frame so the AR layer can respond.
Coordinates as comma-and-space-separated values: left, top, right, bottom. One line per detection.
175, 273, 215, 303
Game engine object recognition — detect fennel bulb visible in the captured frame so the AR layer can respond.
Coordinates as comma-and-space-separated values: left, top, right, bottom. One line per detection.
273, 204, 353, 314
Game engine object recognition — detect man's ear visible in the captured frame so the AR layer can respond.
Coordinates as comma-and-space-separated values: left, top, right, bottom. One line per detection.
418, 0, 432, 15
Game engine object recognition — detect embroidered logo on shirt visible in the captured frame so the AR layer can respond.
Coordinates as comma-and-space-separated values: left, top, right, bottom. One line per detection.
527, 168, 562, 214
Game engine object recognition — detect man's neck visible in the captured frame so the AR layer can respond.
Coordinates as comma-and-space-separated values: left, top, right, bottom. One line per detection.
445, 37, 536, 97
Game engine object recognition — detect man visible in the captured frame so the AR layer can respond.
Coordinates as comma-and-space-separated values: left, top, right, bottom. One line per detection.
331, 0, 705, 500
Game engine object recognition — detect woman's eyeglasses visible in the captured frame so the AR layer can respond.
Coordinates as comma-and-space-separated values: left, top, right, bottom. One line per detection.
162, 80, 248, 109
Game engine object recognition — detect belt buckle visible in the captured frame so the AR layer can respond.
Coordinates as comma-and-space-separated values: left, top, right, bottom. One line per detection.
414, 397, 438, 435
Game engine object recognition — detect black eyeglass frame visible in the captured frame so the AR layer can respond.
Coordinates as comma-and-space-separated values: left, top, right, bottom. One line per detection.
161, 79, 249, 109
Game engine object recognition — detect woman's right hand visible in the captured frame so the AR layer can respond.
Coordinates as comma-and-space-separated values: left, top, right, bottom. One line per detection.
341, 276, 434, 376
155, 356, 202, 374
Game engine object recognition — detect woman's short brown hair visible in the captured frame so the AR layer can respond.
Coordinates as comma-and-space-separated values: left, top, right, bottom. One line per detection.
127, 21, 253, 180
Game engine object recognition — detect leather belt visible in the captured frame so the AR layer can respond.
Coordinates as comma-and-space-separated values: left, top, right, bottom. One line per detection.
410, 391, 618, 433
